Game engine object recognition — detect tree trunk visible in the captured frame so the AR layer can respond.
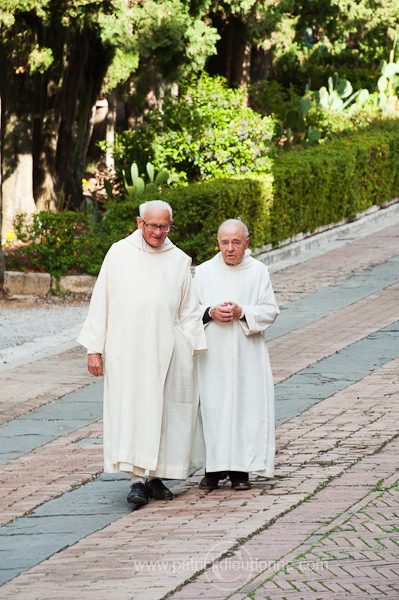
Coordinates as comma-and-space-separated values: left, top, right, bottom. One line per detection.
105, 93, 116, 172
55, 32, 89, 208
0, 92, 5, 288
206, 11, 251, 104
238, 41, 252, 107
1, 69, 36, 240
33, 64, 64, 212
1, 13, 116, 233
54, 31, 111, 209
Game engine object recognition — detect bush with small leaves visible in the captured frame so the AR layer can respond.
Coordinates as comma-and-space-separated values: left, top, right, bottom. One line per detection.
111, 73, 278, 186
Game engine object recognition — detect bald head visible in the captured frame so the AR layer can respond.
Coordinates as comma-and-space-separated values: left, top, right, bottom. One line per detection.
217, 219, 249, 265
218, 219, 248, 239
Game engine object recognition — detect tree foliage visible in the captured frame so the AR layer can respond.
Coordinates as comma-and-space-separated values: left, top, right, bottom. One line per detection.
0, 0, 219, 236
2, 0, 399, 245
205, 0, 399, 90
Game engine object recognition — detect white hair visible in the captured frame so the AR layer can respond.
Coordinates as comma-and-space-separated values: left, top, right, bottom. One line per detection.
139, 200, 173, 219
218, 219, 249, 238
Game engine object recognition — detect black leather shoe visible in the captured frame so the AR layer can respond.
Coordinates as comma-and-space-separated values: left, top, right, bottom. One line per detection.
127, 482, 149, 506
146, 478, 173, 500
229, 471, 251, 491
199, 471, 228, 490
231, 480, 251, 490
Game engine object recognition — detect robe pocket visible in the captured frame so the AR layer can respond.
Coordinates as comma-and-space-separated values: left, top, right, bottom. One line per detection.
169, 326, 195, 403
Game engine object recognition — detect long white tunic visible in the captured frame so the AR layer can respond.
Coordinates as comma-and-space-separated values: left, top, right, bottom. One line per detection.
194, 251, 279, 477
77, 229, 207, 479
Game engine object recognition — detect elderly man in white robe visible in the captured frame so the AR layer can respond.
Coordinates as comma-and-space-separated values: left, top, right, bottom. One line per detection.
77, 200, 207, 507
194, 219, 279, 491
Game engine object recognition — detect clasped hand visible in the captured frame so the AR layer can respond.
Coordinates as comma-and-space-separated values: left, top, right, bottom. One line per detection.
211, 301, 242, 323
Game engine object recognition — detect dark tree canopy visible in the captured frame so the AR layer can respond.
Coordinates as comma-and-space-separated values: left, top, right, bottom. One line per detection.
1, 0, 399, 239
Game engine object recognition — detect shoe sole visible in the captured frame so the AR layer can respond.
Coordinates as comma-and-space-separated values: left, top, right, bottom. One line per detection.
152, 495, 173, 501
127, 496, 149, 506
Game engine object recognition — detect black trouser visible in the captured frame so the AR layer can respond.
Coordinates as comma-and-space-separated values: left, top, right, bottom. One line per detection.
206, 470, 249, 483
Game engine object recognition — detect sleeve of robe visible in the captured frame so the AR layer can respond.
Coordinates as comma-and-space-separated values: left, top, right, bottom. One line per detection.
178, 266, 207, 356
240, 266, 280, 336
76, 250, 110, 354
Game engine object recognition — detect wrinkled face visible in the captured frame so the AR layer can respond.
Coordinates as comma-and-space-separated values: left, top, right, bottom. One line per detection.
218, 223, 249, 265
136, 207, 173, 247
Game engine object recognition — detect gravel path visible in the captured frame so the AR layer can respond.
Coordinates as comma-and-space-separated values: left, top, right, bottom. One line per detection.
0, 296, 89, 350
0, 294, 90, 370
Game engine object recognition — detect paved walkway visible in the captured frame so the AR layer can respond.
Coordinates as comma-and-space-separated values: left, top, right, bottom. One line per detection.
0, 205, 399, 599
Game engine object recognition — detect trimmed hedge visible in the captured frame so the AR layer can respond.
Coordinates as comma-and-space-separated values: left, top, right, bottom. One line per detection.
163, 176, 273, 264
6, 120, 399, 277
269, 120, 399, 245
166, 119, 399, 260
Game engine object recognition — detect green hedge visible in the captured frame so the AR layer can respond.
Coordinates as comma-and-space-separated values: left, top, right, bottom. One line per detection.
163, 176, 273, 264
6, 120, 399, 277
163, 120, 399, 259
269, 120, 399, 245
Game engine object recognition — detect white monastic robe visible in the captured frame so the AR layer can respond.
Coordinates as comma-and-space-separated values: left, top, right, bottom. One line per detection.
77, 229, 207, 479
194, 251, 279, 477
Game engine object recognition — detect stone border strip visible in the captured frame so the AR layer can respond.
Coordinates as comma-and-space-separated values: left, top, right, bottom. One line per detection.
275, 320, 399, 425
269, 282, 399, 384
0, 421, 103, 527
0, 346, 93, 424
3, 273, 96, 297
0, 382, 103, 465
257, 199, 399, 268
271, 221, 399, 306
269, 257, 399, 340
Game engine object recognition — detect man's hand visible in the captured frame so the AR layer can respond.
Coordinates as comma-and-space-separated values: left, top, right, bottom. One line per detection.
88, 353, 103, 376
211, 302, 242, 323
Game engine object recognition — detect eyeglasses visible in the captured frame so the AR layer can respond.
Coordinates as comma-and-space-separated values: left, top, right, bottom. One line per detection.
219, 240, 246, 247
141, 219, 173, 232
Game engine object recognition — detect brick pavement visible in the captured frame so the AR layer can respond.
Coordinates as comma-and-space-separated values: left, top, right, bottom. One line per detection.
170, 360, 399, 600
0, 209, 398, 600
269, 281, 399, 383
271, 221, 399, 305
0, 346, 93, 424
1, 282, 397, 530
1, 356, 398, 599
226, 439, 399, 600
0, 421, 102, 526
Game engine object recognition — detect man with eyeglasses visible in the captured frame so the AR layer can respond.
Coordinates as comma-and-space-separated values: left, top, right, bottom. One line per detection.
194, 219, 279, 491
77, 200, 207, 507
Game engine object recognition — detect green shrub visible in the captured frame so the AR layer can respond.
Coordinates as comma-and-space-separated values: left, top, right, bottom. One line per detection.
9, 211, 91, 279
111, 73, 277, 186
6, 207, 136, 279
300, 65, 379, 94
249, 80, 299, 121
109, 114, 399, 262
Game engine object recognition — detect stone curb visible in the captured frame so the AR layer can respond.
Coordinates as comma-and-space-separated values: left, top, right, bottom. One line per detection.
257, 199, 399, 266
3, 272, 96, 297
